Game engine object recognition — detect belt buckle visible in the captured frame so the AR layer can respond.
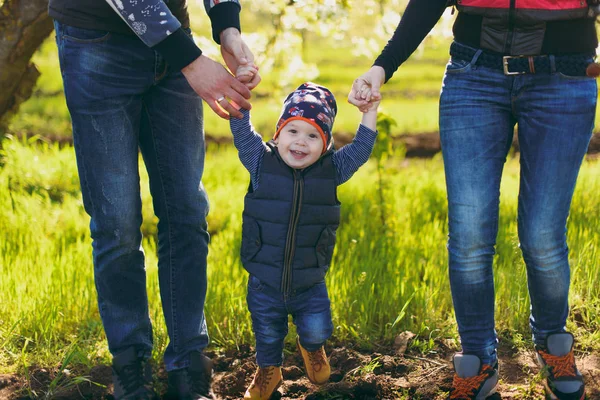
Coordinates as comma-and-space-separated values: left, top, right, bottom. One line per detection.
502, 55, 528, 75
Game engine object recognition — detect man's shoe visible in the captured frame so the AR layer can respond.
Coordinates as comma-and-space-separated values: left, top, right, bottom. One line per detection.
112, 347, 157, 400
296, 336, 330, 385
449, 354, 498, 399
536, 332, 586, 400
166, 351, 214, 400
243, 366, 283, 399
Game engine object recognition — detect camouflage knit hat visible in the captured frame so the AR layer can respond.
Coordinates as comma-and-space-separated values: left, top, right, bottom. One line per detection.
274, 82, 338, 153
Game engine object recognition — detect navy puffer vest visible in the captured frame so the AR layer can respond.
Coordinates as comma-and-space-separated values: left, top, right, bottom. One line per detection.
240, 142, 340, 295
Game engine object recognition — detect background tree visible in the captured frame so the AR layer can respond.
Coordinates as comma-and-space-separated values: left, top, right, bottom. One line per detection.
0, 0, 52, 132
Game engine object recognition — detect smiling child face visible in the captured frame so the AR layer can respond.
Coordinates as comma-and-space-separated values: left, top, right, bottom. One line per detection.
274, 119, 325, 169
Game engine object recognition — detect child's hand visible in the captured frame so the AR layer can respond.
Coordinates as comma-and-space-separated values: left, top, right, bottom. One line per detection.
236, 64, 259, 85
359, 89, 380, 131
349, 66, 385, 112
358, 88, 381, 114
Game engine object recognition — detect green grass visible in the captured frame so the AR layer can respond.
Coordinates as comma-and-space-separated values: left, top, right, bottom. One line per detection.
14, 34, 600, 141
2, 5, 600, 394
11, 8, 600, 140
4, 9, 455, 140
1, 137, 599, 380
8, 32, 449, 139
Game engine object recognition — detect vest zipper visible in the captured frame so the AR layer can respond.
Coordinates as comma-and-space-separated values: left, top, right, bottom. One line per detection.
281, 170, 304, 298
504, 0, 516, 54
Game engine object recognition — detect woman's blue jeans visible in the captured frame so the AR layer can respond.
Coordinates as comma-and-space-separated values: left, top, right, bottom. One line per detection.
439, 42, 596, 365
54, 22, 210, 371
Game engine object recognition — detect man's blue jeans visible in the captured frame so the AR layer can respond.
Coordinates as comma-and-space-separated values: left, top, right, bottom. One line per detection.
246, 275, 333, 367
54, 22, 210, 371
439, 42, 597, 366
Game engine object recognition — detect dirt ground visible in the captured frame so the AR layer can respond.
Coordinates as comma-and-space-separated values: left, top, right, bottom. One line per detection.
1, 338, 598, 400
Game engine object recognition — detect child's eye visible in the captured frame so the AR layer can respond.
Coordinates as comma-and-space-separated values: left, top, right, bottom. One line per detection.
289, 129, 297, 134
309, 134, 318, 139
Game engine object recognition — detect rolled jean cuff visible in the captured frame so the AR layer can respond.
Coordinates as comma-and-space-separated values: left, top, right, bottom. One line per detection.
461, 343, 498, 366
531, 327, 567, 347
299, 339, 327, 352
256, 352, 284, 368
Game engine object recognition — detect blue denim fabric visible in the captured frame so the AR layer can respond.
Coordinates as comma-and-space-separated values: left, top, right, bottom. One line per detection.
246, 275, 333, 367
54, 22, 210, 371
439, 42, 597, 366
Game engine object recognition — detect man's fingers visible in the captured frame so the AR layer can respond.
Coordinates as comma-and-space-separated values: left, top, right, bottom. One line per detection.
230, 77, 252, 99
214, 96, 243, 119
181, 55, 254, 119
209, 99, 230, 120
227, 89, 252, 111
221, 99, 243, 119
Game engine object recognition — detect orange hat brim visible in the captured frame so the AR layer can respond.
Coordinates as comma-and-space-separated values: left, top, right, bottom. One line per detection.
273, 116, 329, 154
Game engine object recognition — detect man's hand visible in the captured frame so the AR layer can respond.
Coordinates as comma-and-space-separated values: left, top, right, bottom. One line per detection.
220, 28, 261, 90
182, 54, 252, 119
348, 66, 386, 113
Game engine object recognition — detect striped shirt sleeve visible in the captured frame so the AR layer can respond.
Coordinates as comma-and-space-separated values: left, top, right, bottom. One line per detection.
332, 125, 378, 185
230, 109, 268, 191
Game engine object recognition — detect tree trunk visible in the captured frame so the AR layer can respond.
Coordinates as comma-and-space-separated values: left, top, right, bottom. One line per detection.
0, 0, 53, 131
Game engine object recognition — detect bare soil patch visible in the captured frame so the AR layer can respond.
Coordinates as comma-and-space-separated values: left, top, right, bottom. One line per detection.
2, 341, 598, 399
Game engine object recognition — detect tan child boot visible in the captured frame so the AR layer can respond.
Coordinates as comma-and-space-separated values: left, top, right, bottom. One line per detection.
296, 337, 330, 385
243, 366, 283, 400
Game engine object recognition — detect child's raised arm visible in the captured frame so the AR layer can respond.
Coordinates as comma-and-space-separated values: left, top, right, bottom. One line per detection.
332, 97, 380, 185
229, 109, 268, 191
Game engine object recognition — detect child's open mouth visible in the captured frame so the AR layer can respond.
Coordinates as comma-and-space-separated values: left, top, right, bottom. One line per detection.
290, 150, 307, 159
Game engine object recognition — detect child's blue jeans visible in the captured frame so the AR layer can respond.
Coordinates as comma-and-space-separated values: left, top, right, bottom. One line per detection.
246, 275, 333, 367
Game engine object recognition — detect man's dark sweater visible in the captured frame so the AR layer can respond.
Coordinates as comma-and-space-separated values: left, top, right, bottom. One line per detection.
48, 0, 241, 70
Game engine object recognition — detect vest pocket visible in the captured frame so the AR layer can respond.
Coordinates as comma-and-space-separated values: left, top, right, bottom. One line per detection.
241, 216, 262, 263
316, 226, 336, 268
247, 275, 265, 292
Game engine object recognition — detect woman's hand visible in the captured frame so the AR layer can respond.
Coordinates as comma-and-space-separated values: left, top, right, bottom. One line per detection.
348, 66, 386, 113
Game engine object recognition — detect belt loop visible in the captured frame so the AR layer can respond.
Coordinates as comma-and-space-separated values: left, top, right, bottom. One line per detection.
549, 55, 556, 73
527, 56, 535, 74
471, 49, 483, 65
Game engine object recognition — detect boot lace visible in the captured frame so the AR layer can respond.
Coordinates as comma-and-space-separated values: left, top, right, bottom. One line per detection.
253, 367, 275, 395
307, 348, 326, 372
538, 350, 577, 378
450, 364, 494, 399
116, 362, 148, 396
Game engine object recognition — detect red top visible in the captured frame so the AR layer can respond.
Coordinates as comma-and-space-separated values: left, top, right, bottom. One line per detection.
459, 0, 586, 9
